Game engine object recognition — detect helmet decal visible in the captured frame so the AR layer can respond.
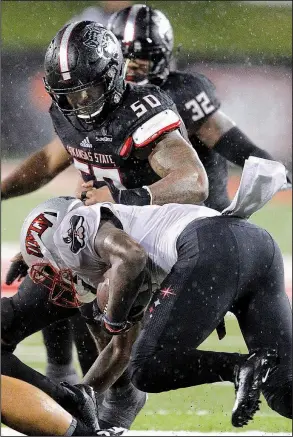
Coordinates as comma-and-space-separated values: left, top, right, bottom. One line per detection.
83, 24, 119, 60
59, 22, 81, 81
25, 212, 57, 258
123, 4, 142, 43
153, 11, 173, 47
62, 215, 86, 254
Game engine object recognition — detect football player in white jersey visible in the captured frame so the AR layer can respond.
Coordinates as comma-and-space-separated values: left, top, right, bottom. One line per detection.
8, 158, 291, 428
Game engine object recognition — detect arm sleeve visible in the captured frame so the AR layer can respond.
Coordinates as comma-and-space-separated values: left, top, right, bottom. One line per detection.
213, 126, 274, 167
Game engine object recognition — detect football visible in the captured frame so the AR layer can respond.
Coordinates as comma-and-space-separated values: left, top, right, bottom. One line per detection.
96, 277, 111, 313
96, 276, 152, 320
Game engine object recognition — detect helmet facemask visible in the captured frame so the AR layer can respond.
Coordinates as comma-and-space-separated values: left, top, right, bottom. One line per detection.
122, 43, 171, 85
44, 63, 123, 125
30, 262, 83, 308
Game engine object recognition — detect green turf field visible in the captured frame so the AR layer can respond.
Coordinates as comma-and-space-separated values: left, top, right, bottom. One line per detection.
2, 191, 292, 433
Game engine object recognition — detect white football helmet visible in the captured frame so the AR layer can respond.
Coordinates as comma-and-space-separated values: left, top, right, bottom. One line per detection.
20, 196, 84, 308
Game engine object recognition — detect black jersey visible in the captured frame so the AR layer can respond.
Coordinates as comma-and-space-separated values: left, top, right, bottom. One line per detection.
50, 83, 184, 190
161, 71, 230, 211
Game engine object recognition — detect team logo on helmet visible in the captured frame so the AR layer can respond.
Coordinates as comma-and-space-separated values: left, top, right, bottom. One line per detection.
62, 215, 86, 254
25, 212, 57, 258
83, 24, 118, 60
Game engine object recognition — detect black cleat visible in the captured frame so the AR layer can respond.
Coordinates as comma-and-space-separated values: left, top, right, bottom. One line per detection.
95, 427, 127, 436
232, 349, 278, 427
60, 382, 100, 432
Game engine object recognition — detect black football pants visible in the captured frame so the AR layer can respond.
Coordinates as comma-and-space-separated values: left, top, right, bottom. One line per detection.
130, 216, 292, 419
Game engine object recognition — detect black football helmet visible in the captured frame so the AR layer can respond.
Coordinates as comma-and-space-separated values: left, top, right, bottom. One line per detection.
43, 21, 125, 123
108, 4, 174, 85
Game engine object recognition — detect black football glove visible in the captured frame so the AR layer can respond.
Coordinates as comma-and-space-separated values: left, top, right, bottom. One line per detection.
6, 253, 29, 285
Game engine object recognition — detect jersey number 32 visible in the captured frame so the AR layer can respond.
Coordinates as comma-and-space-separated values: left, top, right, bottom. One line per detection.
185, 91, 215, 122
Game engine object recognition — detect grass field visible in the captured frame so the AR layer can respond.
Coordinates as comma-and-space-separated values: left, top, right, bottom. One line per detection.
1, 176, 292, 434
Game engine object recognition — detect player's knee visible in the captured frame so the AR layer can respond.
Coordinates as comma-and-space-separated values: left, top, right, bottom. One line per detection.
130, 353, 162, 393
130, 361, 157, 392
129, 331, 160, 391
264, 382, 292, 418
262, 366, 292, 419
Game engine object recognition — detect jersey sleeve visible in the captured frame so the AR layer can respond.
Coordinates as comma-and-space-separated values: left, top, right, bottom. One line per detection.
174, 73, 221, 133
119, 85, 182, 157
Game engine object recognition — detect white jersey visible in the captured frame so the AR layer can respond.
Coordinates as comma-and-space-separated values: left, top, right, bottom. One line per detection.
53, 202, 220, 291
53, 156, 286, 301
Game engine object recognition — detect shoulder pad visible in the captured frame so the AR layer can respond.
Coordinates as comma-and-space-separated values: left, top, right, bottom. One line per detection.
132, 109, 181, 148
116, 83, 178, 157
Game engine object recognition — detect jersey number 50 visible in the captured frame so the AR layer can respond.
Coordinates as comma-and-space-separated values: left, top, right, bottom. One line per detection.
130, 94, 161, 118
185, 91, 215, 122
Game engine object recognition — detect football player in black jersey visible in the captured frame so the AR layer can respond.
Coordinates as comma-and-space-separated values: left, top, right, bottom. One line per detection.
102, 3, 291, 212
1, 21, 208, 431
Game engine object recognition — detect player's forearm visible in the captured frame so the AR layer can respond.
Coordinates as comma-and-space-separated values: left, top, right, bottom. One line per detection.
1, 150, 53, 199
105, 260, 146, 324
82, 339, 129, 392
148, 168, 208, 205
82, 325, 140, 393
213, 126, 274, 167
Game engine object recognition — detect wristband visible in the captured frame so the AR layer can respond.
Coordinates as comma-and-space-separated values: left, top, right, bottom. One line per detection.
119, 187, 151, 206
103, 178, 152, 206
102, 315, 128, 333
102, 315, 133, 335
